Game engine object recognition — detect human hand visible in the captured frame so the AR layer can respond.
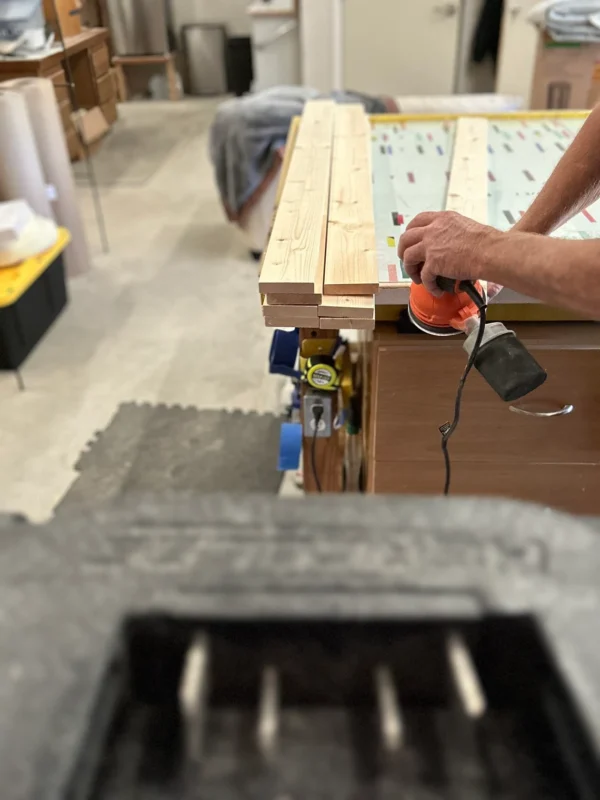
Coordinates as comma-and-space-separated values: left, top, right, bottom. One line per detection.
398, 211, 503, 298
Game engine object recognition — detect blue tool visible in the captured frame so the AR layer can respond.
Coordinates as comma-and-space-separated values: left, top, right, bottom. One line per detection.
278, 422, 302, 471
269, 329, 300, 379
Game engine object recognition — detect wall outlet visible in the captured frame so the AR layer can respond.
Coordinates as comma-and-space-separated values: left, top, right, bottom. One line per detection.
303, 393, 333, 438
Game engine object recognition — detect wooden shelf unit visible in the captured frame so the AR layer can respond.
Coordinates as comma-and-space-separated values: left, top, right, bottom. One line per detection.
0, 27, 118, 160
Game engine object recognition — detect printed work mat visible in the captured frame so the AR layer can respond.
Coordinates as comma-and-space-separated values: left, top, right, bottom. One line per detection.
372, 117, 591, 287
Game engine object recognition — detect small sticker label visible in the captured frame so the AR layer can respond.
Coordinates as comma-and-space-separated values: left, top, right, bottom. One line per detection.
311, 368, 334, 387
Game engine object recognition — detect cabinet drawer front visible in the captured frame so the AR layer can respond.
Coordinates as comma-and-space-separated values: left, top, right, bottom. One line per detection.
371, 460, 600, 514
374, 344, 600, 464
97, 72, 113, 105
91, 45, 110, 77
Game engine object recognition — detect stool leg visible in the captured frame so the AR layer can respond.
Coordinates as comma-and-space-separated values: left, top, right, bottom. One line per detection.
166, 57, 180, 101
115, 64, 128, 103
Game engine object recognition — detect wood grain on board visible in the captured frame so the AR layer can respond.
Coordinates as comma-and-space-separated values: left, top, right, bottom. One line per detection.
262, 297, 318, 320
446, 117, 488, 224
324, 105, 378, 296
319, 317, 375, 330
259, 100, 335, 294
318, 293, 375, 319
267, 292, 321, 305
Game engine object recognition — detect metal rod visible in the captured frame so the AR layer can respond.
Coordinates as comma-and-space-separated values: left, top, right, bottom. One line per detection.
446, 631, 487, 719
257, 666, 279, 756
178, 632, 209, 763
374, 665, 403, 751
51, 0, 109, 253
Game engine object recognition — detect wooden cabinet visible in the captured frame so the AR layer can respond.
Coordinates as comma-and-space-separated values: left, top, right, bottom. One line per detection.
0, 28, 117, 161
368, 323, 600, 513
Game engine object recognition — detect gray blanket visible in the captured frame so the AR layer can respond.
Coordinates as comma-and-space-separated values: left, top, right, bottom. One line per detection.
209, 86, 390, 221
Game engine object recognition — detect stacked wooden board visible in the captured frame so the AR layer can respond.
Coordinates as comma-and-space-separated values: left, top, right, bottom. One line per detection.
259, 101, 378, 330
445, 116, 488, 224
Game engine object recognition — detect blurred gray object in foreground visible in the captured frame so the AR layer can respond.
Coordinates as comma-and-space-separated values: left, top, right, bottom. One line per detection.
2, 495, 600, 797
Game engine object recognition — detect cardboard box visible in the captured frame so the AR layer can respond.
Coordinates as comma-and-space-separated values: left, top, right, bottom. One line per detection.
71, 107, 108, 144
530, 34, 600, 110
70, 106, 109, 160
43, 0, 82, 38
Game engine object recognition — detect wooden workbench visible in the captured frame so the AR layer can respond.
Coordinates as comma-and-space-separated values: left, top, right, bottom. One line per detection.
0, 28, 118, 159
364, 322, 600, 513
272, 113, 600, 513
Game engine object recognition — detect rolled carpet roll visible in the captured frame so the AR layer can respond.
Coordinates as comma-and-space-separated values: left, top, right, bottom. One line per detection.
0, 89, 53, 221
5, 78, 91, 277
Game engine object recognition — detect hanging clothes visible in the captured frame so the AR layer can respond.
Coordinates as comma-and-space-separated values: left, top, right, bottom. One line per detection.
472, 0, 505, 63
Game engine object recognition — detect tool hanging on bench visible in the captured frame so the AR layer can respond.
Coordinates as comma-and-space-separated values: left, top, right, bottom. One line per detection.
408, 276, 548, 496
301, 340, 347, 392
302, 354, 341, 392
408, 277, 547, 403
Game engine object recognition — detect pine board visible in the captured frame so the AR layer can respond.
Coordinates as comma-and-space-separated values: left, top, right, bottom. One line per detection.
263, 308, 318, 324
324, 105, 378, 296
319, 317, 375, 330
267, 293, 321, 305
259, 100, 335, 294
446, 117, 488, 223
318, 294, 375, 319
265, 316, 322, 328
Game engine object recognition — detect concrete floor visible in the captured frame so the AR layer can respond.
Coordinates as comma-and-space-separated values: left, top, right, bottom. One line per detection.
0, 99, 284, 521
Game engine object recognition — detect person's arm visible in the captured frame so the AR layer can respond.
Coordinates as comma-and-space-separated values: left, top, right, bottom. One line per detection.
484, 232, 600, 318
514, 104, 600, 235
399, 211, 600, 319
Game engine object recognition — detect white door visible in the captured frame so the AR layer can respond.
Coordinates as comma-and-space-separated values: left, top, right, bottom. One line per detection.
251, 16, 301, 92
496, 1, 539, 105
301, 0, 341, 93
343, 0, 461, 96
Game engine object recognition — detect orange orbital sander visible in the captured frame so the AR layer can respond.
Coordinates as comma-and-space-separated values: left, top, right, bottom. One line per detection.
408, 275, 548, 495
408, 277, 485, 337
408, 276, 547, 403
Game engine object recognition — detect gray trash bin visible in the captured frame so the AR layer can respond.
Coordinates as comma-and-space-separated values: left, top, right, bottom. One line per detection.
182, 24, 228, 96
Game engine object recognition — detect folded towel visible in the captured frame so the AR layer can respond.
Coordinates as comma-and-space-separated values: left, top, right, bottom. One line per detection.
529, 0, 600, 41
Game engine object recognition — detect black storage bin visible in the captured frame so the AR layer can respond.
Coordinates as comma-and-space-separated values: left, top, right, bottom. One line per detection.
0, 253, 68, 370
226, 36, 253, 96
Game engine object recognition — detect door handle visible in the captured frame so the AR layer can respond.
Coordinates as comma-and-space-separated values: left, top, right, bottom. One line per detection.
434, 3, 458, 18
509, 404, 574, 418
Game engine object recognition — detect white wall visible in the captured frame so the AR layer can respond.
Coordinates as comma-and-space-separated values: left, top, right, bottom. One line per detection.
300, 0, 339, 93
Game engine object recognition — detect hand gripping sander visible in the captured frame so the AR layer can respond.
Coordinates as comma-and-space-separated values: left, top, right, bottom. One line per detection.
408, 277, 548, 403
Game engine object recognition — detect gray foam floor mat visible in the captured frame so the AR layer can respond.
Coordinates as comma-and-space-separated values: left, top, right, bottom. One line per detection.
56, 403, 283, 513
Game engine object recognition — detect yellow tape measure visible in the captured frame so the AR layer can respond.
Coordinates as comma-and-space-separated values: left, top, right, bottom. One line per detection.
303, 355, 340, 392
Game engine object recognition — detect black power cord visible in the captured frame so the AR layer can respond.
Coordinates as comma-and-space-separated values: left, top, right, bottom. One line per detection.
311, 404, 324, 493
440, 284, 487, 496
